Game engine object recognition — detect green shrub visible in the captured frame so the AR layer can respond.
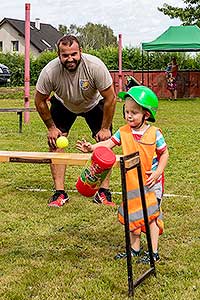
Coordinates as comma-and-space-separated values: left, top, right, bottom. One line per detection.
31, 51, 57, 85
1, 47, 200, 86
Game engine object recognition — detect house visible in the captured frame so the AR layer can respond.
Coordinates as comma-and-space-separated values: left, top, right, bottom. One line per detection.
0, 17, 63, 57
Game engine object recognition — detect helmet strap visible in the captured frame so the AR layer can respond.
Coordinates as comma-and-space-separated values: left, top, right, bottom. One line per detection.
131, 114, 146, 129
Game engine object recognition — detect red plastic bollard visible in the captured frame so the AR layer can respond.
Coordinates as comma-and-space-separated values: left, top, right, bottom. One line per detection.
76, 146, 116, 197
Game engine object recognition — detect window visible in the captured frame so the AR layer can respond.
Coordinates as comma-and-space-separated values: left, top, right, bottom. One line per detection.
12, 41, 19, 52
41, 39, 51, 48
0, 41, 2, 52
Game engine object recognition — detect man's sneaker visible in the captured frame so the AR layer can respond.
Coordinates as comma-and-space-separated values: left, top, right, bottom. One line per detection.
93, 188, 115, 207
136, 251, 160, 264
48, 190, 69, 207
114, 248, 142, 260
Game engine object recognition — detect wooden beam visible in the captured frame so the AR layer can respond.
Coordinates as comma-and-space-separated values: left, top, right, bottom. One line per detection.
0, 108, 37, 133
0, 108, 36, 112
0, 151, 120, 166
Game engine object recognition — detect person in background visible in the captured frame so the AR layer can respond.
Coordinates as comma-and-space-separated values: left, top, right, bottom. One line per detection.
125, 75, 141, 91
165, 57, 178, 100
77, 86, 169, 264
35, 35, 116, 207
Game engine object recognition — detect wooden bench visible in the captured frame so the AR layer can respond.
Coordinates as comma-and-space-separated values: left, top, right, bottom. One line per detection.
0, 150, 121, 166
0, 108, 36, 133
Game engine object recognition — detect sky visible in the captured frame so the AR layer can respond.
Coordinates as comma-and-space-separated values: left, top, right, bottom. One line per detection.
1, 0, 184, 47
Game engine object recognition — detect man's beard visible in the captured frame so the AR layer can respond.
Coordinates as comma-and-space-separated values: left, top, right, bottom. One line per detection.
62, 58, 81, 72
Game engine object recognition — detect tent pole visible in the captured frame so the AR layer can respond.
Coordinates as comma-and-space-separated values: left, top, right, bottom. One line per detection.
147, 52, 150, 87
118, 33, 123, 92
142, 50, 144, 85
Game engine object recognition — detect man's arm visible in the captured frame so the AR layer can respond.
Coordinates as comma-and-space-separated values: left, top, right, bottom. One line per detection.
35, 90, 62, 148
35, 91, 55, 128
95, 84, 116, 141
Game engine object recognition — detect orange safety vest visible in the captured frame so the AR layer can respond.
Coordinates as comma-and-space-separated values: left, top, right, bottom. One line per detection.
118, 124, 164, 235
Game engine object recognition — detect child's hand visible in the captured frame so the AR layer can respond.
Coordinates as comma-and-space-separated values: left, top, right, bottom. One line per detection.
76, 139, 93, 153
145, 170, 159, 188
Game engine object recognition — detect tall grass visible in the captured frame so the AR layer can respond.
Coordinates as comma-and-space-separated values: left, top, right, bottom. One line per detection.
0, 89, 199, 300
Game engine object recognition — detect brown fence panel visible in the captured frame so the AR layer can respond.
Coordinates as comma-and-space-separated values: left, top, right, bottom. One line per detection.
110, 70, 200, 98
189, 71, 200, 98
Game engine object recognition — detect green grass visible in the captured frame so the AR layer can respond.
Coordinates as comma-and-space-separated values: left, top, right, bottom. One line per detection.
0, 87, 200, 300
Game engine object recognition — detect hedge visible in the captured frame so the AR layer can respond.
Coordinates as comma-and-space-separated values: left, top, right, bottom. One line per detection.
0, 47, 200, 86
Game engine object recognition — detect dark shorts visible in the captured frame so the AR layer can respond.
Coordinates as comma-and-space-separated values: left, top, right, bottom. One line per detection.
50, 96, 112, 138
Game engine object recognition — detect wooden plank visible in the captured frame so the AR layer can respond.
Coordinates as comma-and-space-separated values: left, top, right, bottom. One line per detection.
0, 151, 120, 166
0, 108, 36, 112
0, 108, 37, 133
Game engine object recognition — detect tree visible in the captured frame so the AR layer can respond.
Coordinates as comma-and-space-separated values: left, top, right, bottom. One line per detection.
158, 0, 200, 27
58, 22, 118, 49
58, 24, 79, 35
58, 25, 68, 35
77, 23, 117, 49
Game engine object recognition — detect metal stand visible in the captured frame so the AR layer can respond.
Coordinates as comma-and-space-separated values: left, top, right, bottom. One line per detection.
120, 151, 156, 298
17, 111, 23, 133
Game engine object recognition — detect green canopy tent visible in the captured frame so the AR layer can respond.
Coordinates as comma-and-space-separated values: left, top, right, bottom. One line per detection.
142, 25, 200, 52
141, 25, 200, 85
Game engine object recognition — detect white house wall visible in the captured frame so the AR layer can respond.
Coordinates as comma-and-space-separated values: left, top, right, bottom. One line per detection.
0, 23, 40, 57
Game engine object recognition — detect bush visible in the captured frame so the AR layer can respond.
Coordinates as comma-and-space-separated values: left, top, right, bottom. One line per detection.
0, 48, 199, 86
31, 51, 57, 85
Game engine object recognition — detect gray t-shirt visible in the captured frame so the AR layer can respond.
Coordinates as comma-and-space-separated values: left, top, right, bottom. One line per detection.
36, 53, 113, 113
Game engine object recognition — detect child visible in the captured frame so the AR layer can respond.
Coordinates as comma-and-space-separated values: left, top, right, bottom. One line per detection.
76, 86, 169, 264
165, 58, 178, 100
165, 63, 172, 76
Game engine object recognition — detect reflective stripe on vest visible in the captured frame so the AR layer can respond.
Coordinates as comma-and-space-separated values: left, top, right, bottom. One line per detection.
118, 124, 164, 234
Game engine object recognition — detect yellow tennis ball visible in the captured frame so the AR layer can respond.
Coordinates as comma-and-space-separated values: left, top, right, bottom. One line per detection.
56, 136, 69, 148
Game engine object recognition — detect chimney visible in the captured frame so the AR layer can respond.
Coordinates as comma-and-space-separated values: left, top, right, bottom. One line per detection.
35, 18, 40, 30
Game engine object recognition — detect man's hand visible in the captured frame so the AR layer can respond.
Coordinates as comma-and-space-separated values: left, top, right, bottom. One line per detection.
95, 128, 111, 142
48, 127, 63, 149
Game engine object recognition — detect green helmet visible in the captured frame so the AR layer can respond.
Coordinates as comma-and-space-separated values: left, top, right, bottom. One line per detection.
118, 86, 158, 122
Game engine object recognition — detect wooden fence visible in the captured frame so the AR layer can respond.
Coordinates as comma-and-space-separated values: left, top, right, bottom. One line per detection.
110, 70, 200, 98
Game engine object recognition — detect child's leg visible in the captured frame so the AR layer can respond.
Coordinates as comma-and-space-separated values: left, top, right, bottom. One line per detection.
114, 231, 141, 260
130, 232, 141, 251
149, 220, 159, 253
136, 220, 160, 264
174, 89, 177, 99
170, 89, 174, 99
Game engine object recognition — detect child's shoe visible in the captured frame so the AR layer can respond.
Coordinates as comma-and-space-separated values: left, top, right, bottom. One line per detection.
137, 251, 160, 264
114, 248, 141, 260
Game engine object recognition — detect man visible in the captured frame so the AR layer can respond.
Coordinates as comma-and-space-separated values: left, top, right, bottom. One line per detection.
35, 35, 116, 207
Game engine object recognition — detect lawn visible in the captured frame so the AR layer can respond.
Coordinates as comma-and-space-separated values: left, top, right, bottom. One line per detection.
0, 87, 199, 300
